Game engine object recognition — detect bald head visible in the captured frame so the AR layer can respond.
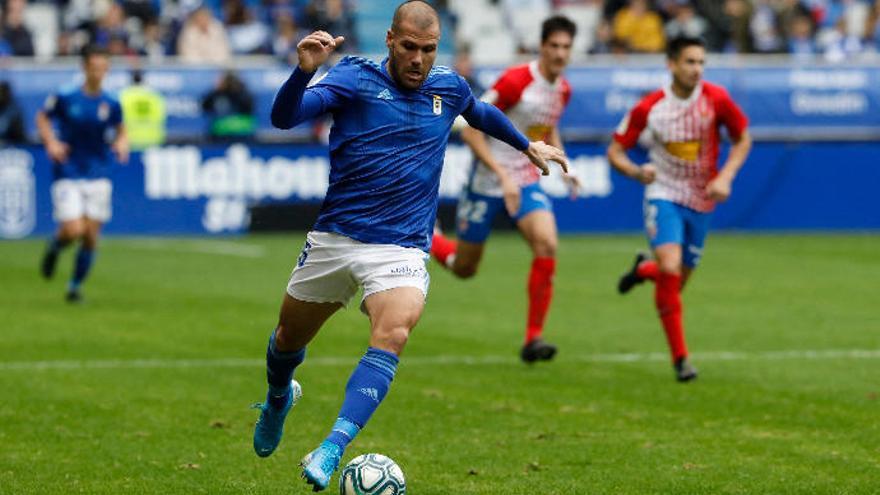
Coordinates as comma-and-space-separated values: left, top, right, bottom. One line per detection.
391, 0, 440, 33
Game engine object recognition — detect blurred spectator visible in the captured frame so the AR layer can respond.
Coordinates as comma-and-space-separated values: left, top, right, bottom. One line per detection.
664, 1, 708, 40
454, 46, 482, 95
201, 71, 255, 141
304, 0, 356, 52
120, 0, 160, 23
724, 0, 754, 53
749, 0, 785, 53
787, 12, 817, 60
93, 2, 132, 55
177, 6, 231, 64
120, 69, 166, 150
689, 0, 731, 51
819, 15, 863, 61
138, 18, 166, 63
612, 0, 665, 53
867, 0, 880, 52
0, 81, 26, 144
501, 0, 551, 53
272, 12, 305, 64
1, 0, 35, 56
223, 0, 271, 54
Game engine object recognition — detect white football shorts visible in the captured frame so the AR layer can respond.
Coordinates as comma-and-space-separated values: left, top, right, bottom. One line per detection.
286, 231, 430, 309
51, 178, 113, 223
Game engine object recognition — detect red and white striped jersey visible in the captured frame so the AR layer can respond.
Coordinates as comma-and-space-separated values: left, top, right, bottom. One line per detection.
470, 61, 572, 196
613, 81, 748, 212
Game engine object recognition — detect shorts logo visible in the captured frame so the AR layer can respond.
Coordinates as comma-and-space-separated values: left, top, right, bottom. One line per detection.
432, 95, 442, 115
0, 149, 36, 239
296, 240, 312, 268
390, 264, 427, 278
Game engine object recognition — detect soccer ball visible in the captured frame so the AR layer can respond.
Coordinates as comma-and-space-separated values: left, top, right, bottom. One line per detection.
339, 453, 406, 495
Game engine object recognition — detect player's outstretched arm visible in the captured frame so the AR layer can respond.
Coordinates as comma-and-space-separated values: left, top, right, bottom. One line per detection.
607, 140, 655, 185
707, 129, 752, 202
461, 99, 567, 176
270, 31, 344, 129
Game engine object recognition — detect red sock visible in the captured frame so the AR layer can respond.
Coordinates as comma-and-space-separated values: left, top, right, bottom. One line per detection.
637, 260, 659, 282
430, 232, 457, 268
525, 257, 555, 344
655, 271, 687, 361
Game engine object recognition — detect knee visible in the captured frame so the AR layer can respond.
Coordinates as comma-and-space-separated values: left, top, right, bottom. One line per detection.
62, 223, 85, 240
531, 238, 557, 258
657, 259, 682, 275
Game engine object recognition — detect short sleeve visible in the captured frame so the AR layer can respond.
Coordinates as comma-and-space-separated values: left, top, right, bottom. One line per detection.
43, 92, 63, 118
456, 74, 476, 115
613, 96, 654, 149
487, 67, 530, 112
715, 88, 748, 140
109, 98, 123, 126
309, 57, 360, 112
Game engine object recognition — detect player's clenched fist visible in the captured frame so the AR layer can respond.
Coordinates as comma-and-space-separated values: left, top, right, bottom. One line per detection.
635, 163, 657, 185
297, 31, 345, 73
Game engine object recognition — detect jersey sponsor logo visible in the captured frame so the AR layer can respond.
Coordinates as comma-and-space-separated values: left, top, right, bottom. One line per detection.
377, 89, 394, 101
525, 124, 551, 141
432, 95, 442, 115
0, 149, 36, 239
664, 141, 701, 161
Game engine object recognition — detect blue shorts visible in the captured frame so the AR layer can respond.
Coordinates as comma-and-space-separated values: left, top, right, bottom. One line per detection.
456, 182, 552, 243
644, 199, 712, 268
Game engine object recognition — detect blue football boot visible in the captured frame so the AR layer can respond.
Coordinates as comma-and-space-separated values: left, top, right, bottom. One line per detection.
252, 379, 302, 457
301, 440, 343, 492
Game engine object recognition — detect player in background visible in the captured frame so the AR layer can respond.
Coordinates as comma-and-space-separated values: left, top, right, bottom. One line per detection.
37, 45, 128, 303
253, 2, 569, 491
430, 16, 578, 364
607, 36, 752, 382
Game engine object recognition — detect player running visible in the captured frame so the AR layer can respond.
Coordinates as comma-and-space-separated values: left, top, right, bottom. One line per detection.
252, 2, 568, 491
37, 45, 128, 303
430, 15, 578, 364
608, 36, 752, 382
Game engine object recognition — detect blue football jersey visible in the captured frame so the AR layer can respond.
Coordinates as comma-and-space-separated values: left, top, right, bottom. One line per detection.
307, 56, 476, 251
43, 86, 123, 180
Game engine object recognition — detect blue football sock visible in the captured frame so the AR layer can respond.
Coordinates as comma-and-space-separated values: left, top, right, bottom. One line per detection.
48, 237, 71, 254
325, 347, 399, 450
265, 330, 306, 408
69, 248, 95, 291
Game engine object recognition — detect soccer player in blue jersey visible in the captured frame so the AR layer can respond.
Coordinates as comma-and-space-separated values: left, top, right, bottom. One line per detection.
252, 1, 569, 490
37, 45, 128, 303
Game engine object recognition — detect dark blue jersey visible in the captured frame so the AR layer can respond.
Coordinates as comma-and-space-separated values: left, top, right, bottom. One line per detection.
271, 56, 529, 251
43, 85, 123, 180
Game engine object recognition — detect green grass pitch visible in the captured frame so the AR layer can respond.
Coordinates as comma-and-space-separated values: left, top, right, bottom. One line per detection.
1, 233, 878, 494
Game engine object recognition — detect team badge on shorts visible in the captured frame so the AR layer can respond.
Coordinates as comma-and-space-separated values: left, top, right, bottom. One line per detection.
432, 95, 442, 115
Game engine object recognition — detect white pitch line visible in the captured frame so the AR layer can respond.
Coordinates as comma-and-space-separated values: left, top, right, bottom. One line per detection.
1, 349, 879, 372
120, 239, 267, 259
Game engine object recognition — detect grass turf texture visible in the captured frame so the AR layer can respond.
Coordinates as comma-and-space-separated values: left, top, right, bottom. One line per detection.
0, 233, 878, 494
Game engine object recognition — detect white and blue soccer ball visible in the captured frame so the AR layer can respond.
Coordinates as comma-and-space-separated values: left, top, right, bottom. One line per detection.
339, 453, 406, 495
